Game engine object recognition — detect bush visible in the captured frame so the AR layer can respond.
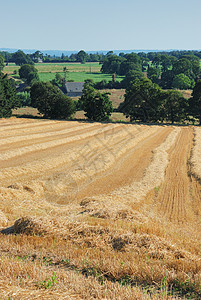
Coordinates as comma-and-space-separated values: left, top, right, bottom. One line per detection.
30, 82, 76, 119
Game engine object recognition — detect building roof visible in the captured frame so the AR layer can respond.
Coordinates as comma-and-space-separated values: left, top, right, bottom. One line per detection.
64, 82, 84, 93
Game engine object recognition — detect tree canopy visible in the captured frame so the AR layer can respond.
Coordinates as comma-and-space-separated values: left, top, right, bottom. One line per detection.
0, 55, 5, 71
0, 73, 20, 118
19, 64, 39, 85
79, 84, 113, 121
13, 50, 34, 66
120, 78, 188, 124
189, 80, 201, 124
30, 82, 76, 119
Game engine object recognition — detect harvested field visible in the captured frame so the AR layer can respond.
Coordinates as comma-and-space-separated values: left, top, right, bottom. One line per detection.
0, 118, 201, 299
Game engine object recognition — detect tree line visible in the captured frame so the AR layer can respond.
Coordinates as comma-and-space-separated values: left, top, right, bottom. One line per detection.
1, 50, 201, 124
1, 49, 201, 66
120, 78, 201, 124
101, 52, 201, 90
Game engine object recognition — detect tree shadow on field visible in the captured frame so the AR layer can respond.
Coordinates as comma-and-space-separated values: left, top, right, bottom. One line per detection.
12, 112, 196, 127
12, 114, 44, 119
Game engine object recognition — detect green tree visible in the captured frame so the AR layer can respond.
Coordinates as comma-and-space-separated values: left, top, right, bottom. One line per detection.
160, 70, 174, 89
120, 78, 163, 122
76, 50, 88, 64
172, 58, 192, 79
19, 64, 39, 85
0, 55, 5, 71
79, 84, 113, 121
147, 65, 161, 83
101, 55, 125, 74
0, 73, 20, 118
163, 90, 188, 124
30, 82, 76, 119
160, 54, 172, 72
51, 73, 63, 87
172, 73, 193, 90
13, 50, 34, 66
121, 70, 144, 88
189, 80, 201, 124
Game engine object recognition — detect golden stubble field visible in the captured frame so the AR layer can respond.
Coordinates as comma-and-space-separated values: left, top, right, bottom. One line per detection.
0, 118, 201, 299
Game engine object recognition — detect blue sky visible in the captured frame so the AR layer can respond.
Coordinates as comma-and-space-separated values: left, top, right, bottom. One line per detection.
1, 0, 201, 51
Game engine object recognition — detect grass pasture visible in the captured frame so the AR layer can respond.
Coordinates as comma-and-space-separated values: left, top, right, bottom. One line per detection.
0, 119, 201, 299
4, 62, 124, 83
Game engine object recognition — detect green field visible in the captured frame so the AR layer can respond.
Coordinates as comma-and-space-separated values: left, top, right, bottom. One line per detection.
4, 62, 124, 83
39, 71, 124, 83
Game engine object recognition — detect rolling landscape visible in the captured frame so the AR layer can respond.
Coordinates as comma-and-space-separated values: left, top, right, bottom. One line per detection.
0, 117, 201, 299
1, 0, 201, 298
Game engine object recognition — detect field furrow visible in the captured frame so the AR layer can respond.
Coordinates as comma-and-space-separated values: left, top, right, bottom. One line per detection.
1, 119, 201, 300
156, 127, 194, 223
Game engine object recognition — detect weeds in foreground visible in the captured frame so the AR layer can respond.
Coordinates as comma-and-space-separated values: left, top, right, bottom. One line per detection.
36, 272, 58, 289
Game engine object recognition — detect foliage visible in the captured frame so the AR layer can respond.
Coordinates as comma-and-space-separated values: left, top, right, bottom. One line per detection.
76, 50, 88, 64
30, 81, 76, 119
120, 78, 163, 122
0, 73, 20, 118
51, 73, 64, 87
163, 90, 188, 124
120, 78, 189, 123
13, 50, 34, 66
101, 53, 142, 76
172, 73, 193, 90
39, 272, 58, 289
17, 91, 31, 106
121, 70, 144, 88
0, 55, 5, 71
79, 84, 113, 121
189, 80, 201, 124
19, 64, 39, 85
147, 65, 161, 83
101, 55, 125, 75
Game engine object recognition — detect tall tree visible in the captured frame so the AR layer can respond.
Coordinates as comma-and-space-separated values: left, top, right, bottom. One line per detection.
13, 50, 34, 66
189, 80, 201, 124
163, 90, 188, 124
120, 78, 163, 122
79, 84, 113, 121
76, 50, 88, 64
0, 55, 5, 71
0, 73, 20, 118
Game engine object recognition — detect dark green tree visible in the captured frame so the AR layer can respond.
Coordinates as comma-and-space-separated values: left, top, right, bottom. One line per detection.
160, 54, 172, 72
120, 78, 163, 122
79, 84, 113, 121
121, 70, 144, 88
172, 58, 193, 79
147, 65, 161, 83
76, 50, 88, 64
160, 70, 174, 89
189, 80, 201, 124
163, 90, 188, 124
30, 82, 76, 119
19, 64, 39, 85
101, 55, 125, 74
13, 50, 34, 66
0, 55, 5, 71
172, 73, 193, 90
0, 73, 20, 118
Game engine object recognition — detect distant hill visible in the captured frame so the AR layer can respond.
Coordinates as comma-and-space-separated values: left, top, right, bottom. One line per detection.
0, 48, 176, 57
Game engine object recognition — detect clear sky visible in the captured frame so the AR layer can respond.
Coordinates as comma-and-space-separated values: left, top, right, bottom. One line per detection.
1, 0, 201, 51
